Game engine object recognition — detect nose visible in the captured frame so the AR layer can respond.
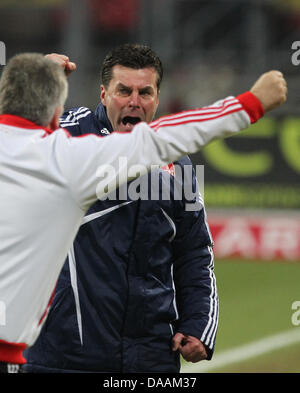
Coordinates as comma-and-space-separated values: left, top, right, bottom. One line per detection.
128, 91, 141, 108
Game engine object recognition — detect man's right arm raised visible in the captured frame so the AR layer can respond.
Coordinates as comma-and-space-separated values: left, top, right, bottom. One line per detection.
56, 71, 286, 211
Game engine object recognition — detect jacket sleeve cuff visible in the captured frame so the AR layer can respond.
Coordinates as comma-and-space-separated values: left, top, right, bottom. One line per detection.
237, 91, 265, 124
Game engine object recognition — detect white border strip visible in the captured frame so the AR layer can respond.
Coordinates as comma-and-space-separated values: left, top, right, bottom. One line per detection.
81, 201, 133, 225
160, 208, 176, 242
68, 244, 83, 345
180, 328, 300, 373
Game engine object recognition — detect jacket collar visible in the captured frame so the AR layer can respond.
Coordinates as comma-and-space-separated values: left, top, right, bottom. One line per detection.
0, 114, 54, 135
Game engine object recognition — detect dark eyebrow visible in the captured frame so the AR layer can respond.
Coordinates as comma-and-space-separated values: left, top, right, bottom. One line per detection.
117, 83, 132, 92
116, 83, 155, 95
139, 86, 155, 94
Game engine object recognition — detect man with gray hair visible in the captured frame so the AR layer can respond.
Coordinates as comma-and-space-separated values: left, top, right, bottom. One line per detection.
0, 52, 286, 373
0, 53, 68, 129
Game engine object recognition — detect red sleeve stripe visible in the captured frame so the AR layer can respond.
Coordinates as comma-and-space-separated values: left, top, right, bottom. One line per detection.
150, 107, 244, 130
162, 98, 238, 118
150, 98, 240, 129
154, 103, 241, 125
151, 101, 241, 128
150, 101, 242, 129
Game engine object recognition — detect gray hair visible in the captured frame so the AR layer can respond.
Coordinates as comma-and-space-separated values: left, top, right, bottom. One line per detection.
0, 53, 68, 126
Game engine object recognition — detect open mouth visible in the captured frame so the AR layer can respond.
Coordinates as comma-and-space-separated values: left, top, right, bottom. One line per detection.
121, 116, 141, 126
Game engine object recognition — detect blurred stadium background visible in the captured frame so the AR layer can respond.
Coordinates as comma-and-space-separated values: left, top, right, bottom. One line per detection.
1, 0, 300, 373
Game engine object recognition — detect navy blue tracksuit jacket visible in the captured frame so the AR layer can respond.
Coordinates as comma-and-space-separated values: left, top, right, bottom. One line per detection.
24, 104, 219, 373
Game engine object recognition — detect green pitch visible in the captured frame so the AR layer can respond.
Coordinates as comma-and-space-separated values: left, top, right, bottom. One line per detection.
181, 258, 300, 373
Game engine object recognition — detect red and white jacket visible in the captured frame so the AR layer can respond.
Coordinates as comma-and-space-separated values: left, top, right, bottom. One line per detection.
0, 92, 263, 364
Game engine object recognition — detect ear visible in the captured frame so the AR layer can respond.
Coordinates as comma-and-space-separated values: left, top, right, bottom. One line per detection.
154, 90, 160, 115
100, 85, 106, 106
156, 90, 160, 107
49, 106, 63, 131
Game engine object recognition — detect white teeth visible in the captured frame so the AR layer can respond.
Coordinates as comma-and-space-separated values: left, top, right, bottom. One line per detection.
125, 123, 133, 130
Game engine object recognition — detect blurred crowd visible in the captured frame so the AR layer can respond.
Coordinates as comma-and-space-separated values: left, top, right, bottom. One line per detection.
0, 0, 299, 114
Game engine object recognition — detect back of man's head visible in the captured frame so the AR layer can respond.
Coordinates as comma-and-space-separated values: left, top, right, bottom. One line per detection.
0, 53, 68, 127
101, 43, 163, 91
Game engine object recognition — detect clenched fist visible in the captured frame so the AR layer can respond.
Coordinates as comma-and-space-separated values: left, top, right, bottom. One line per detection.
45, 53, 76, 76
250, 71, 287, 113
172, 332, 208, 363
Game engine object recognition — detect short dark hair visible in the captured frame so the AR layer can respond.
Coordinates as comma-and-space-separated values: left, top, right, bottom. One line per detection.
101, 43, 163, 90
